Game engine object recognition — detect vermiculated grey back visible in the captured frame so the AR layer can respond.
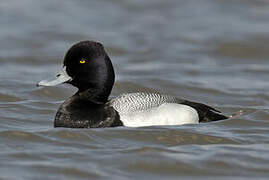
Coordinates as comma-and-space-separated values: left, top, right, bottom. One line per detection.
109, 92, 184, 114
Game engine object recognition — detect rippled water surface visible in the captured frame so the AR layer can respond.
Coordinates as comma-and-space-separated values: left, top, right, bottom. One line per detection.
1, 0, 269, 179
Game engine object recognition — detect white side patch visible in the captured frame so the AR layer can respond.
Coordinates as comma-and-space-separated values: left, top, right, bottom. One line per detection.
118, 103, 199, 127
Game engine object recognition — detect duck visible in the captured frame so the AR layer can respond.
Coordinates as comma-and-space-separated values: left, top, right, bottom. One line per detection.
38, 40, 235, 128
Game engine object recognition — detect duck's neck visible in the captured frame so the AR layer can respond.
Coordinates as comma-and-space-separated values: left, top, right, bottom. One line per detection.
77, 86, 111, 104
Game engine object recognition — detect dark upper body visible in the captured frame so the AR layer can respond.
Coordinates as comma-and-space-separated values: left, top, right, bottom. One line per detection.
54, 93, 122, 128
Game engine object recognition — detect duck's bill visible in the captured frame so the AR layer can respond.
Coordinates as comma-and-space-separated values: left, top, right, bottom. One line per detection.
37, 67, 72, 87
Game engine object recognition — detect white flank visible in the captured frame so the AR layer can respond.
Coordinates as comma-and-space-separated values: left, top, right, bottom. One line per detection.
119, 103, 199, 127
110, 93, 199, 127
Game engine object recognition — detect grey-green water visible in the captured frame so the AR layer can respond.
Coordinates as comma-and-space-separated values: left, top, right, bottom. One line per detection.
1, 0, 269, 179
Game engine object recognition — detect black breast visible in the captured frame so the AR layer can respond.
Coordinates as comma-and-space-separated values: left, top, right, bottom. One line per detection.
54, 95, 123, 128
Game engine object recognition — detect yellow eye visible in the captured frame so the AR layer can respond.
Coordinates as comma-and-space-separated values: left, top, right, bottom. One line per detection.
80, 59, 86, 64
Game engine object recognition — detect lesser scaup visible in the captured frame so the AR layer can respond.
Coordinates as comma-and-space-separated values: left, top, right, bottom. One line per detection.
38, 41, 236, 128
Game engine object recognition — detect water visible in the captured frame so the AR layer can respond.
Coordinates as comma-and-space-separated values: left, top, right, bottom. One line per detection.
1, 0, 269, 179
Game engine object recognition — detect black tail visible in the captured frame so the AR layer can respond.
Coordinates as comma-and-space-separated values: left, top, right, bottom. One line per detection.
181, 100, 228, 122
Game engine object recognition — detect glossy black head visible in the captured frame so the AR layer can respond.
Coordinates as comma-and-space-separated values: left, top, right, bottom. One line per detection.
64, 41, 115, 103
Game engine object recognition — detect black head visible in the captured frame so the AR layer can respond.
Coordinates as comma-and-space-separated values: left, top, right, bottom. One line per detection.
63, 41, 115, 103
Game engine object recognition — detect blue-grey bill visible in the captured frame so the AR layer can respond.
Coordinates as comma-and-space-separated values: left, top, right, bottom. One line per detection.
37, 66, 72, 86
